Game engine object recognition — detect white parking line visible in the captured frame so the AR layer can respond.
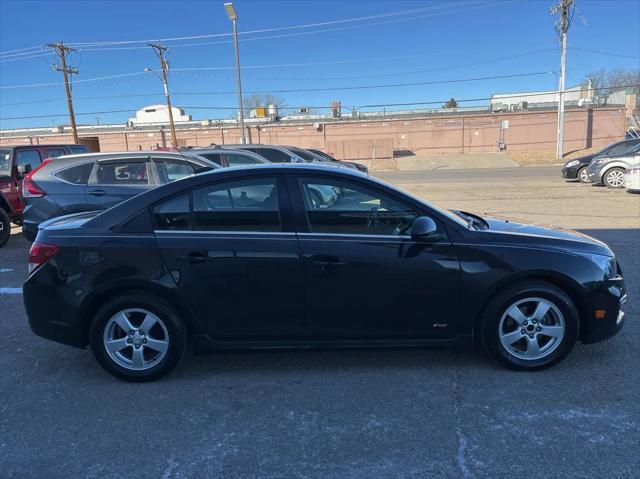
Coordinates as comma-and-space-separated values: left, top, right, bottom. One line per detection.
0, 287, 22, 294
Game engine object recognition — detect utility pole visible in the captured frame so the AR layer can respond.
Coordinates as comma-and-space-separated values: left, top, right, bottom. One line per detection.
147, 43, 178, 148
47, 42, 79, 143
551, 0, 575, 160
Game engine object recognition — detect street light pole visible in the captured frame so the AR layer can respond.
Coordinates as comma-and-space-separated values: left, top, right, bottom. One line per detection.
225, 3, 246, 144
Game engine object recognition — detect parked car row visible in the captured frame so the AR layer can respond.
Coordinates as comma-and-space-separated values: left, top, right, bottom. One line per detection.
561, 138, 640, 191
0, 143, 365, 247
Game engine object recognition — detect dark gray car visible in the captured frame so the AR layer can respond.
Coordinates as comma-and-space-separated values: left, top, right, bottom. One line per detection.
220, 144, 307, 163
22, 151, 217, 241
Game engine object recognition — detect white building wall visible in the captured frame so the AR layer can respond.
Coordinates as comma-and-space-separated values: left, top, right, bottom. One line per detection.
491, 85, 584, 106
129, 104, 191, 124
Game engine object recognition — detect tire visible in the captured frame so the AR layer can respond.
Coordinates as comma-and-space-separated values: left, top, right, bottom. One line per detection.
0, 208, 10, 248
89, 293, 187, 382
577, 166, 590, 183
480, 281, 578, 371
603, 167, 625, 189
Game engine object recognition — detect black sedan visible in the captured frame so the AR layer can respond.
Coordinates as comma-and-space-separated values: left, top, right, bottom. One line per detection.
24, 164, 627, 381
562, 138, 640, 182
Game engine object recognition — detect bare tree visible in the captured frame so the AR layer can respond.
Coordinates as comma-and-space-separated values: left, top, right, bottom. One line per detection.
243, 93, 286, 116
584, 68, 640, 95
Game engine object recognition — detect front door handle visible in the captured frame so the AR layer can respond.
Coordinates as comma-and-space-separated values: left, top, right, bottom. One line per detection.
178, 251, 207, 264
308, 255, 346, 270
87, 189, 107, 197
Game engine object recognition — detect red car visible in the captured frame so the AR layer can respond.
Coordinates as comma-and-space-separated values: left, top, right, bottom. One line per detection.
0, 144, 88, 247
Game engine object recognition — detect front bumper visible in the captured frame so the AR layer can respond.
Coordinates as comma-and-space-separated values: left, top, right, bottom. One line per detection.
561, 165, 580, 179
581, 275, 627, 344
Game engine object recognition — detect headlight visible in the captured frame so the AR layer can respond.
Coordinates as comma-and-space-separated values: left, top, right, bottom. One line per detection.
565, 160, 580, 167
578, 253, 616, 279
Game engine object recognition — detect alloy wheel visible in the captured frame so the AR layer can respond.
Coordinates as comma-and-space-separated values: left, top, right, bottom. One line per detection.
606, 170, 624, 188
498, 297, 565, 360
579, 168, 589, 183
102, 308, 169, 370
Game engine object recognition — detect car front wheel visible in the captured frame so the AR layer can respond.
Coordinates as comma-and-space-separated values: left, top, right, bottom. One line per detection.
90, 293, 187, 381
577, 166, 590, 183
481, 281, 578, 370
603, 167, 625, 188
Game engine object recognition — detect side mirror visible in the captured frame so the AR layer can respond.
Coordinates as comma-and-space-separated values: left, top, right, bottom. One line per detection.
411, 216, 440, 241
17, 164, 32, 176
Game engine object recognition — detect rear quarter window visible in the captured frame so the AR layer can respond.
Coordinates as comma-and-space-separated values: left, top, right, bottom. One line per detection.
55, 162, 94, 184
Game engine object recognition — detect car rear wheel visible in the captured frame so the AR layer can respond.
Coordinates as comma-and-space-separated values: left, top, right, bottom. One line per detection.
0, 208, 10, 248
90, 293, 187, 381
481, 281, 578, 370
603, 167, 625, 188
577, 166, 590, 183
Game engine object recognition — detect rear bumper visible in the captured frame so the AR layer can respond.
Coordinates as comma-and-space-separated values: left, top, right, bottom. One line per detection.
23, 262, 87, 348
580, 276, 627, 344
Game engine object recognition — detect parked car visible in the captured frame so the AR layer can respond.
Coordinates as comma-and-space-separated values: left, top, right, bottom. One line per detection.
220, 144, 307, 163
24, 163, 626, 381
561, 139, 640, 183
282, 146, 357, 170
188, 147, 270, 167
585, 143, 640, 188
623, 163, 640, 192
0, 144, 88, 247
21, 151, 217, 241
308, 148, 370, 174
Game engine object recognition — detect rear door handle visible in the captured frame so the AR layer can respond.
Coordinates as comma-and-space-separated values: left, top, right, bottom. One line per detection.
87, 189, 107, 197
178, 251, 207, 264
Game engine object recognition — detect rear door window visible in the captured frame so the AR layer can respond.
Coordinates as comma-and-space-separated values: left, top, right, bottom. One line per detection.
257, 148, 291, 163
55, 162, 94, 184
192, 177, 280, 231
224, 153, 265, 166
94, 160, 150, 185
198, 152, 223, 165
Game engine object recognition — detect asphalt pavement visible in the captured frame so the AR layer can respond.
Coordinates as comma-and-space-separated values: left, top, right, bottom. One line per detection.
1, 166, 638, 478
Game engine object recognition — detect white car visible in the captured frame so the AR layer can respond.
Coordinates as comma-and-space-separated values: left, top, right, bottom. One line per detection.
624, 163, 640, 192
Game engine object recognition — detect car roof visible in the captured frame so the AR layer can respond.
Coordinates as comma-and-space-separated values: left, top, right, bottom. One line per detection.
221, 144, 294, 152
53, 150, 214, 164
190, 147, 269, 162
0, 144, 82, 151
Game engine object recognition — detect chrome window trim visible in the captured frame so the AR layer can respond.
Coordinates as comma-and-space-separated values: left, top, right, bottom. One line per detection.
154, 230, 294, 236
296, 232, 410, 240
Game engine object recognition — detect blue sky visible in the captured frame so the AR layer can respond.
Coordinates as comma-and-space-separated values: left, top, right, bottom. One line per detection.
1, 0, 638, 129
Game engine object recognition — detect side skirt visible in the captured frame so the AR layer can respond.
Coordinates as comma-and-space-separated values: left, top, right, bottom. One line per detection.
192, 334, 474, 355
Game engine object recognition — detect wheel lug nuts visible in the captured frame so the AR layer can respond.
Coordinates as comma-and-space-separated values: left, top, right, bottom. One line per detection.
536, 327, 541, 332
532, 320, 537, 324
523, 321, 528, 325
127, 338, 132, 343
135, 345, 140, 349
529, 333, 534, 338
143, 339, 147, 343
521, 329, 526, 334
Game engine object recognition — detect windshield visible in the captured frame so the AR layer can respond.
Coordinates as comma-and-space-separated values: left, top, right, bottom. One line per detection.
0, 149, 12, 176
367, 175, 469, 228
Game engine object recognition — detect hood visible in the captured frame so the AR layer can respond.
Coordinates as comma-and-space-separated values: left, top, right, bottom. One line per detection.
481, 216, 612, 256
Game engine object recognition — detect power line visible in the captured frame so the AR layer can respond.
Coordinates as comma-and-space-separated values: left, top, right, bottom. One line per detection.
568, 46, 640, 60
62, 1, 480, 48
2, 84, 637, 121
76, 2, 507, 53
0, 71, 556, 107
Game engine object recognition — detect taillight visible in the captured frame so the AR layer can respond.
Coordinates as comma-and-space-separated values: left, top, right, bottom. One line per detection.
28, 242, 59, 274
22, 159, 51, 198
